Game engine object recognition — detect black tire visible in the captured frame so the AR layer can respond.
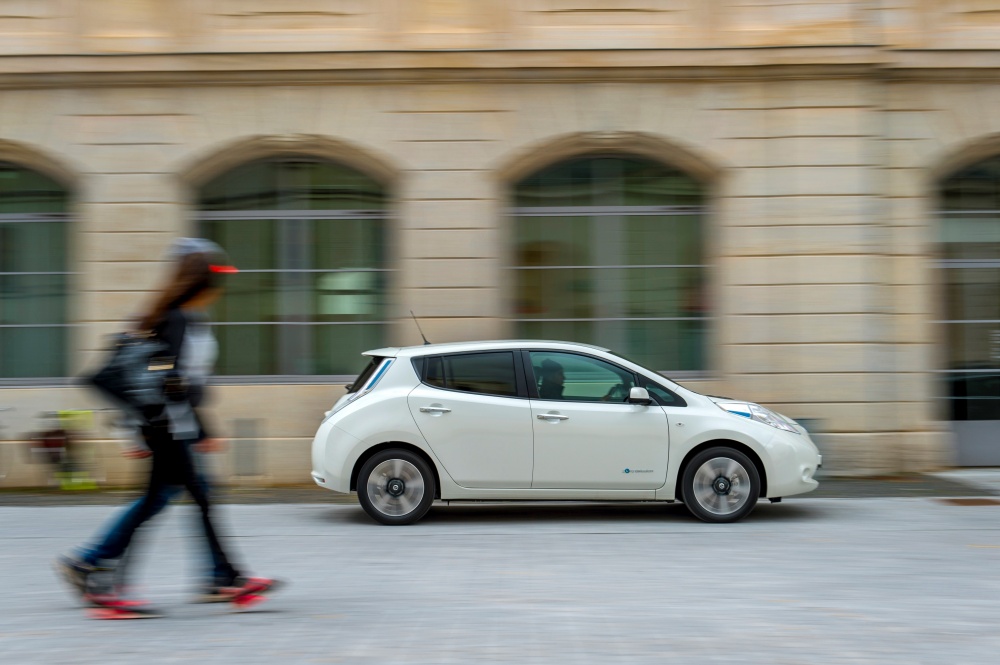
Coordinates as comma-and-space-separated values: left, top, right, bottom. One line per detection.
681, 446, 761, 523
357, 449, 436, 525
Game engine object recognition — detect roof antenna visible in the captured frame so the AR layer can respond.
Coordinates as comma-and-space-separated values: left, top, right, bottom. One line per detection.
410, 310, 431, 345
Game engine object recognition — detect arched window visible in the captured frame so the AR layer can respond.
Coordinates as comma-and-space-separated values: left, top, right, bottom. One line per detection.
940, 157, 1000, 446
512, 156, 707, 371
0, 162, 69, 378
198, 158, 387, 376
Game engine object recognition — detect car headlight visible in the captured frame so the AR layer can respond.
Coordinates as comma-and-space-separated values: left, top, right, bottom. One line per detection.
716, 401, 798, 433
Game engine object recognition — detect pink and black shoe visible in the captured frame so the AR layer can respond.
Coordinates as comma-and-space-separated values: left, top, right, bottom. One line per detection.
84, 593, 162, 619
196, 576, 283, 608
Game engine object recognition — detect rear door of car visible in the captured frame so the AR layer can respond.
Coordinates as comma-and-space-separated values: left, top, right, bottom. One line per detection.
407, 350, 534, 489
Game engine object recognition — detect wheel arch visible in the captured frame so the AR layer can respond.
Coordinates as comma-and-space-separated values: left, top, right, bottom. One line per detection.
673, 439, 768, 499
350, 441, 442, 499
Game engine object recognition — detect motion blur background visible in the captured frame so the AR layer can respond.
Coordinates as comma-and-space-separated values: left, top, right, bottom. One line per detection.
0, 0, 998, 486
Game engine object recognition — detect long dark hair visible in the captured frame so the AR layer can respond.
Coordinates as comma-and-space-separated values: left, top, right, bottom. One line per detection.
137, 253, 219, 331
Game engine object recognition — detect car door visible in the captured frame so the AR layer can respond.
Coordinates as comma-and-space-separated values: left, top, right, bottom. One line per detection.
526, 350, 670, 490
407, 351, 534, 489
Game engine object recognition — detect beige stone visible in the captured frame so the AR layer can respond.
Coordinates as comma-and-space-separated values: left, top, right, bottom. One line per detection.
78, 261, 169, 293
76, 203, 185, 235
722, 136, 872, 168
77, 231, 176, 264
719, 224, 880, 257
731, 166, 876, 197
394, 140, 505, 172
724, 255, 878, 286
725, 343, 928, 377
82, 174, 179, 204
402, 199, 501, 230
401, 229, 500, 260
716, 194, 873, 226
402, 171, 495, 201
722, 284, 879, 315
76, 144, 185, 175
721, 314, 888, 345
404, 258, 501, 289
399, 287, 500, 318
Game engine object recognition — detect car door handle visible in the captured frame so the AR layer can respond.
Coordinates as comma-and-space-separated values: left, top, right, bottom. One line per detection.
537, 413, 569, 421
419, 406, 451, 414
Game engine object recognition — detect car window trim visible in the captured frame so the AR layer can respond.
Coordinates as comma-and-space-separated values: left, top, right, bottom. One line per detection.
413, 350, 528, 399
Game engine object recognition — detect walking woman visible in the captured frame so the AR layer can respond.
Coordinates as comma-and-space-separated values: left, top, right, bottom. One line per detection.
57, 238, 279, 614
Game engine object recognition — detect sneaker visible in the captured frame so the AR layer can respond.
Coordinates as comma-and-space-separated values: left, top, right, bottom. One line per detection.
194, 583, 236, 604
54, 554, 94, 596
85, 592, 162, 619
55, 554, 114, 599
195, 576, 282, 604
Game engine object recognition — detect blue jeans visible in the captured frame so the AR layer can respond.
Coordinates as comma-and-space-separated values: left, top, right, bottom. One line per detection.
79, 435, 238, 585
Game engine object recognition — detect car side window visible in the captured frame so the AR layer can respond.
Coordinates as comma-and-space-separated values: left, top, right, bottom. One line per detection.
422, 352, 519, 397
529, 351, 636, 403
639, 376, 685, 407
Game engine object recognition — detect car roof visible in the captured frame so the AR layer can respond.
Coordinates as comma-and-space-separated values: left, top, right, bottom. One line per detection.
363, 340, 611, 359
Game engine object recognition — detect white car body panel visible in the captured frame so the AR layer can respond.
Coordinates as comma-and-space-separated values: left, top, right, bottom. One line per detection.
530, 399, 669, 489
310, 340, 821, 505
407, 383, 534, 488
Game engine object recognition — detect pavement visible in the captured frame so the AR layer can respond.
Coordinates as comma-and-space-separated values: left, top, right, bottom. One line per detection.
2, 486, 1000, 664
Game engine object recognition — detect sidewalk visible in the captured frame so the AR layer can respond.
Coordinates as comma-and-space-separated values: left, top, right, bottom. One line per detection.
0, 472, 996, 506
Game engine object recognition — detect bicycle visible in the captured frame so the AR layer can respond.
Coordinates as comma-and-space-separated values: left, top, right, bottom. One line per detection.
27, 410, 103, 490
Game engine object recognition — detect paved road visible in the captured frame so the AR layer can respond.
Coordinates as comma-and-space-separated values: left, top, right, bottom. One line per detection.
2, 498, 999, 664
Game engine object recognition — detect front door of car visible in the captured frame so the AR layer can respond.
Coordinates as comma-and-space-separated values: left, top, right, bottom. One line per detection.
407, 351, 534, 489
527, 350, 670, 490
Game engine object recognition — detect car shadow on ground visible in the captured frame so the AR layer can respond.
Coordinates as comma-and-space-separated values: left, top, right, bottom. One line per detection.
320, 499, 827, 526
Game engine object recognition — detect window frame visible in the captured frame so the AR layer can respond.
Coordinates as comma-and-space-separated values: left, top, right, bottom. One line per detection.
412, 351, 528, 399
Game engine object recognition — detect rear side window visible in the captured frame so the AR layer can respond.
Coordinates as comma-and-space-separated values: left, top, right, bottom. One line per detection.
347, 356, 384, 394
420, 352, 518, 397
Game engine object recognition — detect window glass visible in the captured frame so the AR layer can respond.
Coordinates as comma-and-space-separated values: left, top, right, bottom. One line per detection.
530, 351, 635, 403
425, 356, 445, 389
639, 376, 681, 407
940, 157, 1000, 421
0, 163, 69, 378
422, 352, 518, 397
512, 156, 707, 371
199, 158, 387, 376
347, 357, 381, 394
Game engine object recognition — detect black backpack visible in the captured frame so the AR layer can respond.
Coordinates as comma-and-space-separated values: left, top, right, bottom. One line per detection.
85, 332, 175, 418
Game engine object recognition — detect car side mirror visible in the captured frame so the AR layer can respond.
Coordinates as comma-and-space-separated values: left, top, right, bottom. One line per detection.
627, 387, 652, 405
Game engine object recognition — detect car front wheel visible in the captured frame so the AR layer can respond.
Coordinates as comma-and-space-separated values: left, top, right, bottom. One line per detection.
357, 449, 436, 525
681, 447, 761, 523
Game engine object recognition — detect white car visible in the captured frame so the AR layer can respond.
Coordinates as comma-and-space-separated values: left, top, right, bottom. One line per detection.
311, 340, 822, 525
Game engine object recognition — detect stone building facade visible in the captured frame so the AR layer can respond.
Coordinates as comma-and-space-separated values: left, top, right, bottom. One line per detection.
1, 0, 999, 485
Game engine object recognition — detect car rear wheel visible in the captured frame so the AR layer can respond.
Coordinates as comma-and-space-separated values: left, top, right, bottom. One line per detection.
681, 447, 760, 523
357, 449, 436, 525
